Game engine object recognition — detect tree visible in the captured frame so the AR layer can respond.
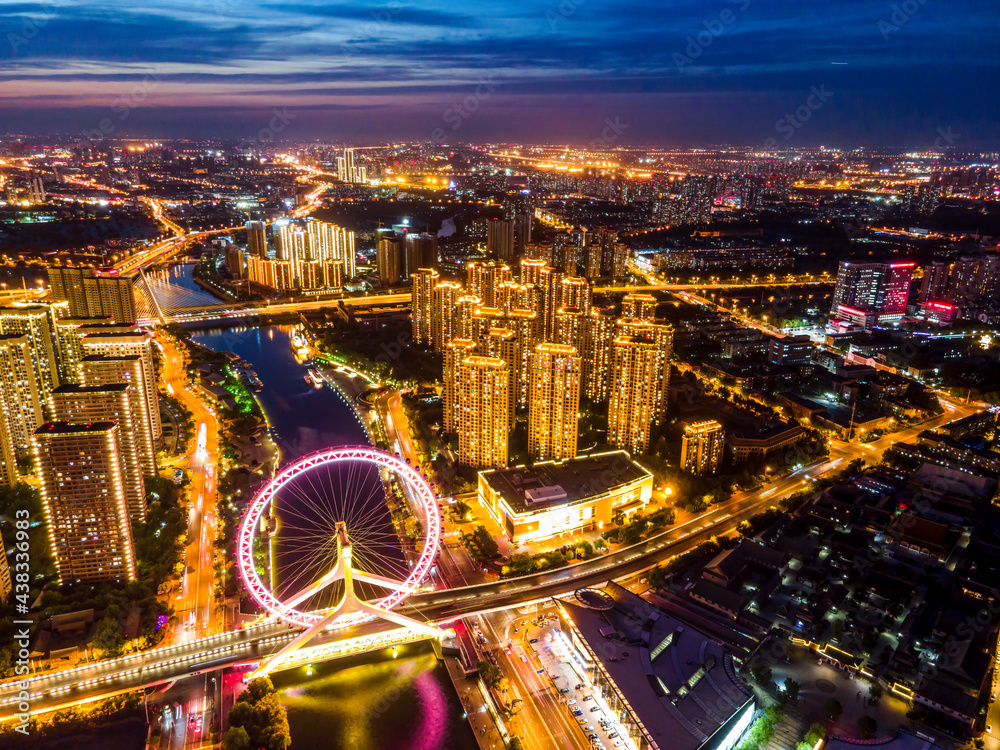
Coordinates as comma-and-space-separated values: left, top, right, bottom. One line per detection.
824, 697, 843, 721
783, 678, 800, 702
223, 726, 251, 750
227, 675, 290, 750
868, 683, 883, 704
750, 660, 772, 685
857, 715, 877, 739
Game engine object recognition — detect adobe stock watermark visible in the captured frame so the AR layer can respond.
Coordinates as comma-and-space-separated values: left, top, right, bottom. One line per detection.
546, 0, 586, 31
431, 75, 498, 145
249, 107, 297, 148
82, 67, 164, 140
877, 0, 931, 40
6, 0, 60, 55
336, 2, 403, 62
673, 0, 751, 71
763, 85, 834, 148
591, 117, 628, 148
932, 125, 960, 150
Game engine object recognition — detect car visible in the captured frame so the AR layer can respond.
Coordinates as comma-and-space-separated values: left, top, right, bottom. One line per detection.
573, 709, 583, 716
584, 725, 594, 732
577, 717, 587, 724
614, 740, 625, 748
567, 699, 577, 706
520, 654, 527, 662
587, 734, 598, 741
575, 683, 586, 689
504, 647, 511, 655
583, 695, 593, 701
608, 732, 619, 739
591, 706, 602, 712
560, 687, 570, 693
529, 638, 539, 644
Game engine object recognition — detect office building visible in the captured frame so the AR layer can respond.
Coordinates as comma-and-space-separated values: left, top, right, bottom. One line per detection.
33, 421, 136, 584
50, 384, 146, 519
0, 304, 60, 399
830, 260, 914, 328
80, 331, 161, 441
768, 334, 812, 366
410, 268, 439, 346
487, 218, 515, 260
478, 451, 652, 544
47, 267, 137, 325
81, 354, 157, 473
455, 356, 510, 469
608, 335, 660, 455
0, 334, 43, 456
528, 343, 580, 461
680, 420, 725, 476
246, 220, 267, 259
622, 293, 656, 321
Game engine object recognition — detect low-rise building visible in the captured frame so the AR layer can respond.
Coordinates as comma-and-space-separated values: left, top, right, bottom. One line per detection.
478, 451, 652, 544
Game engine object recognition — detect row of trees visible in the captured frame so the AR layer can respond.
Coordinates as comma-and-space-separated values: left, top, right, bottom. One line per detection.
223, 677, 291, 750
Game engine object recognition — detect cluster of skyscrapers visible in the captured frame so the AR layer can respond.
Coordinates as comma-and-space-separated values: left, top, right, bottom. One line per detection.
829, 254, 1000, 330
336, 147, 367, 184
0, 274, 159, 587
238, 219, 356, 292
412, 231, 673, 469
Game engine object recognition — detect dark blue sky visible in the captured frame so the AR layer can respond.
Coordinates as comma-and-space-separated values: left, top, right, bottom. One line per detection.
1, 0, 996, 147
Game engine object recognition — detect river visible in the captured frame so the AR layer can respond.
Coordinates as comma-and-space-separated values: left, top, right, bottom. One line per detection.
188, 321, 476, 750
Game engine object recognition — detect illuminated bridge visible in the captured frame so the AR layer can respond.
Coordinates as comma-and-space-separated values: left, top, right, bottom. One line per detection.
0, 450, 801, 724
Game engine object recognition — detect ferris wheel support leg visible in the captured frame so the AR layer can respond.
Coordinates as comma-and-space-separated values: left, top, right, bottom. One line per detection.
280, 559, 345, 613
251, 597, 353, 679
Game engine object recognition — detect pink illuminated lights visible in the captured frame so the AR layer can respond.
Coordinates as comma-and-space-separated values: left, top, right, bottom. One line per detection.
236, 446, 441, 630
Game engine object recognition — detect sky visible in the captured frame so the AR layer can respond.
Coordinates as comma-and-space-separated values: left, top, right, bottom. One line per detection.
0, 0, 997, 147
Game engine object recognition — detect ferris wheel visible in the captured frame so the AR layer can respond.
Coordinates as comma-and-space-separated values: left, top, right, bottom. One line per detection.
235, 446, 441, 632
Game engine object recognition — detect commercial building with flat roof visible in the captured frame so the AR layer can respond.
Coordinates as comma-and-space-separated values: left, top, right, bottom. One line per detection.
557, 583, 755, 750
478, 450, 652, 543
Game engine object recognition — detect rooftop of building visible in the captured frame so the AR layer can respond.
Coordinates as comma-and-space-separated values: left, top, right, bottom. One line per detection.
34, 420, 116, 436
560, 583, 753, 750
480, 450, 651, 513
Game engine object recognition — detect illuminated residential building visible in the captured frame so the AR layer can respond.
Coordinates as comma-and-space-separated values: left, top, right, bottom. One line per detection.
680, 420, 725, 476
584, 241, 602, 279
539, 266, 566, 342
478, 451, 652, 544
54, 318, 130, 384
466, 261, 489, 302
482, 328, 518, 427
307, 220, 357, 279
0, 304, 60, 399
615, 318, 673, 420
487, 218, 515, 260
524, 241, 555, 266
80, 354, 157, 474
608, 335, 660, 455
496, 281, 532, 314
247, 257, 294, 292
0, 334, 43, 455
0, 527, 10, 602
47, 267, 137, 325
443, 338, 477, 433
33, 421, 136, 585
431, 280, 464, 352
468, 263, 512, 308
560, 276, 592, 315
507, 308, 538, 406
454, 295, 483, 340
622, 293, 656, 320
0, 391, 16, 488
830, 260, 914, 328
411, 268, 439, 345
519, 257, 549, 289
581, 308, 615, 402
80, 331, 161, 440
528, 343, 580, 461
455, 356, 510, 469
246, 220, 267, 259
555, 307, 585, 350
50, 384, 146, 519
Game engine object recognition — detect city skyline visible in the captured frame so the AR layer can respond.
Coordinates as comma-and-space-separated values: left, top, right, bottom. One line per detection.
1, 1, 998, 147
